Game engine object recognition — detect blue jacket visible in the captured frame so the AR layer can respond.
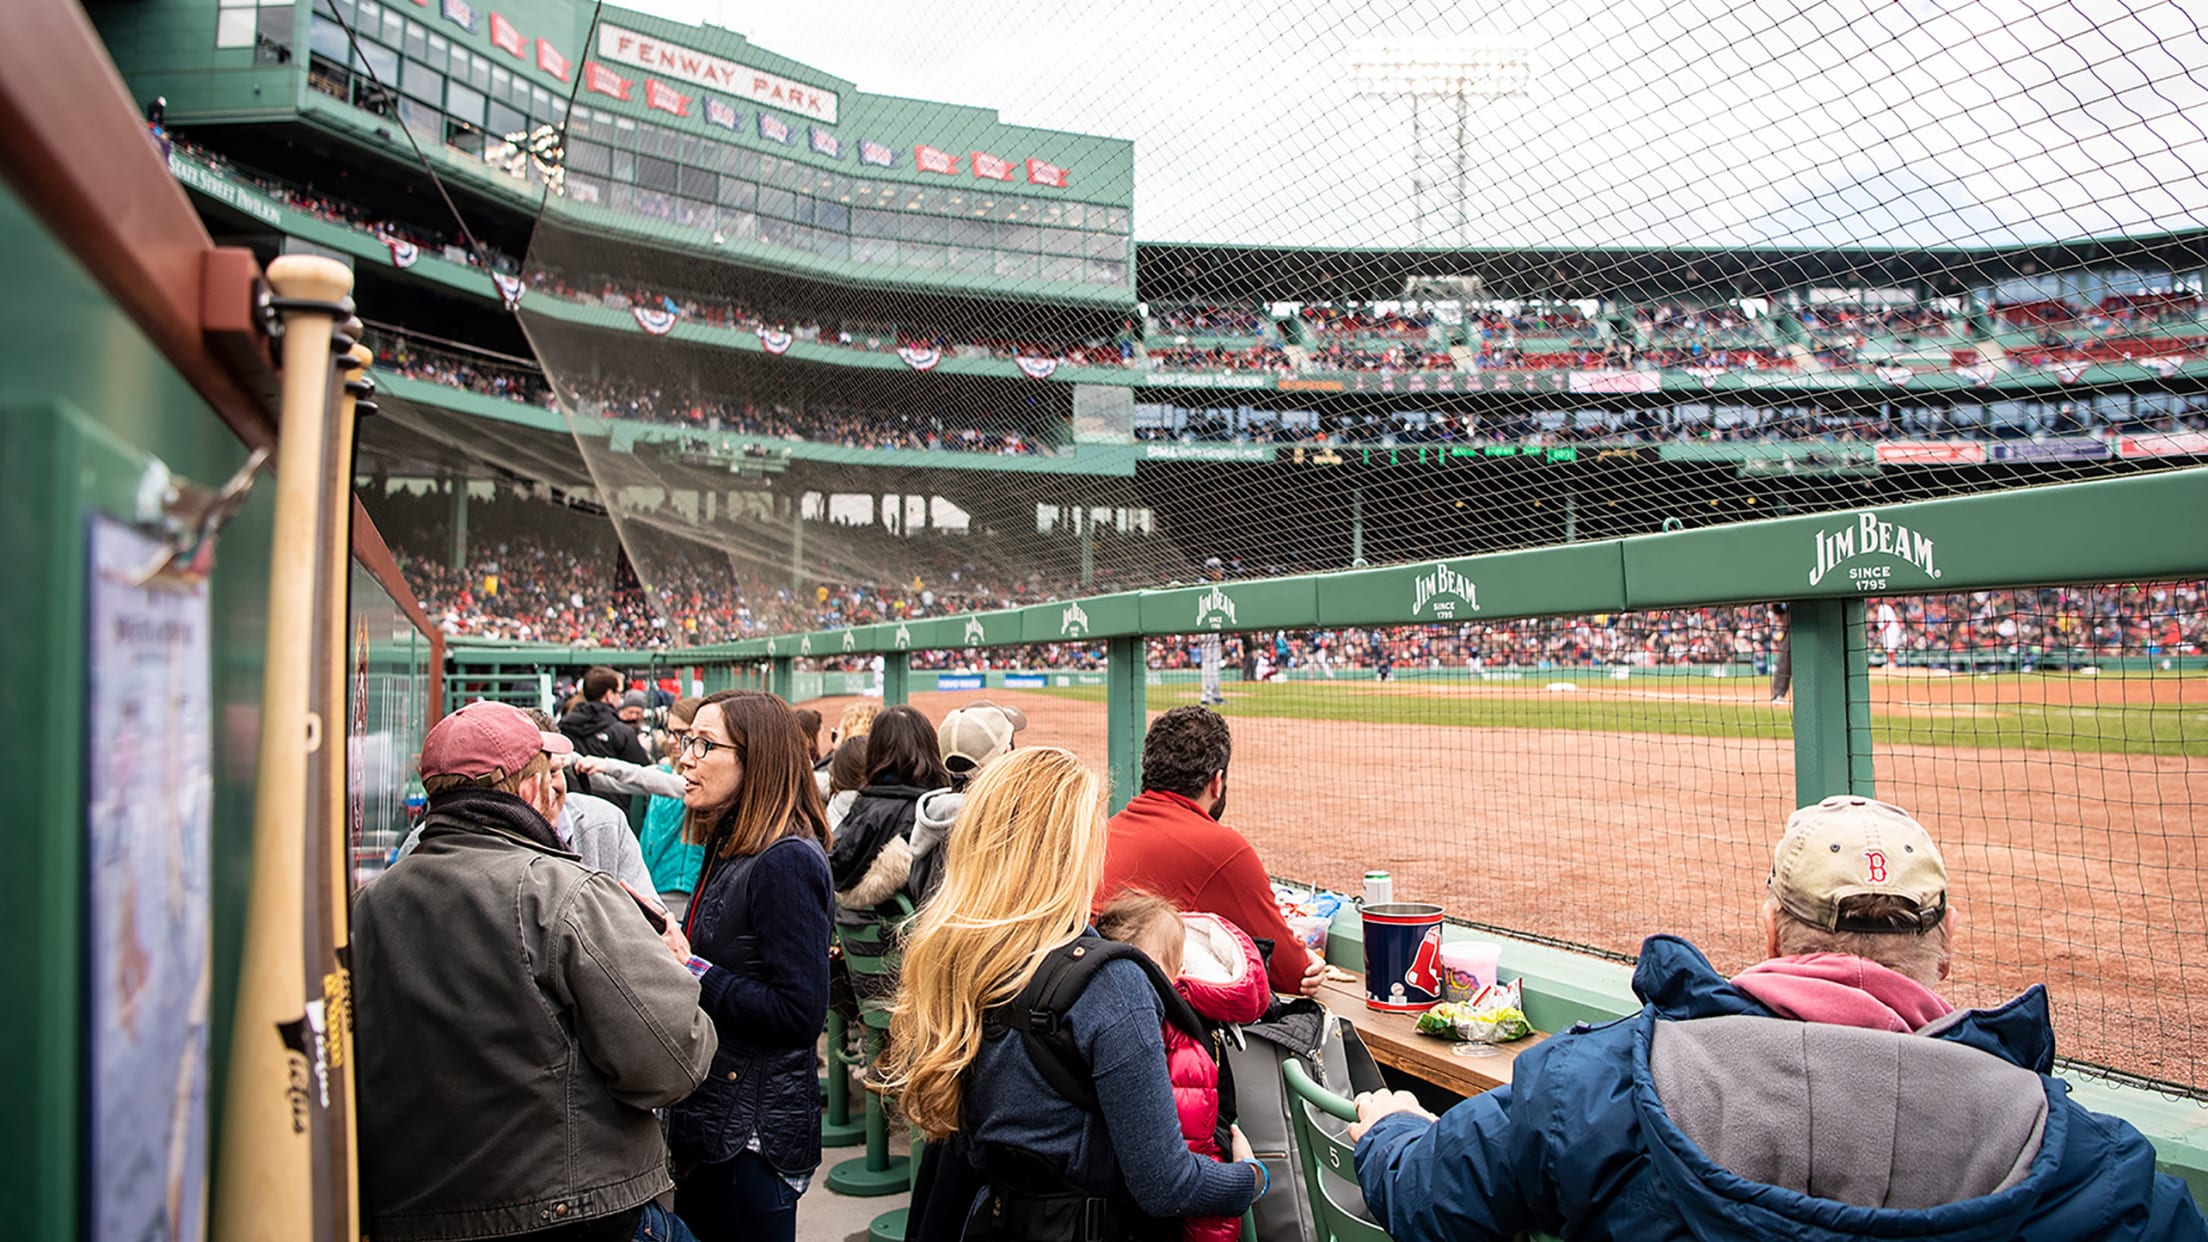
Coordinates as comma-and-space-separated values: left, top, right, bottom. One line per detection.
666, 834, 831, 1176
1355, 935, 2207, 1242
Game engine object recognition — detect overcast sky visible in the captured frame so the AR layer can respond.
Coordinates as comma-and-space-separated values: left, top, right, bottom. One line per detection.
612, 0, 2207, 252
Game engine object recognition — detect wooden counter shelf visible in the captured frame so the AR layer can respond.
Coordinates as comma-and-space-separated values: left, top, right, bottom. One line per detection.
1313, 976, 1546, 1100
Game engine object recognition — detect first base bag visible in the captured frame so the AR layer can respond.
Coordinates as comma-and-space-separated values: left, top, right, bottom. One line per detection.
1222, 998, 1384, 1242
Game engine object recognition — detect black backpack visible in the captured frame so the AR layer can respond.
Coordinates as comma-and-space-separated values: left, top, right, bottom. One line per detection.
907, 937, 1212, 1242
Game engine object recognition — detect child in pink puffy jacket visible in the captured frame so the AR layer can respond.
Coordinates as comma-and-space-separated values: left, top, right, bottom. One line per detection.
1097, 891, 1275, 1242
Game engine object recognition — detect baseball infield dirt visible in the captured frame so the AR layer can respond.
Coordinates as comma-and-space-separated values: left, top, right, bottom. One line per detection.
810, 675, 2205, 1089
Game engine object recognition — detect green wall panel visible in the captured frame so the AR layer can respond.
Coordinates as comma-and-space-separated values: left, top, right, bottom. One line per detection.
1317, 542, 1628, 626
1140, 574, 1322, 634
1021, 590, 1144, 641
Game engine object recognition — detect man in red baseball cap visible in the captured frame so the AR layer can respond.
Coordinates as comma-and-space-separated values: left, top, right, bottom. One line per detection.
352, 701, 718, 1242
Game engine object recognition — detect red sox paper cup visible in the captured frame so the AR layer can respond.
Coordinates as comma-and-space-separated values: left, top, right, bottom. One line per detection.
1362, 903, 1446, 1012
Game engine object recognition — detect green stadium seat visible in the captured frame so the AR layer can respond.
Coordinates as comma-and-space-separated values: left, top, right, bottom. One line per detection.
826, 896, 916, 1198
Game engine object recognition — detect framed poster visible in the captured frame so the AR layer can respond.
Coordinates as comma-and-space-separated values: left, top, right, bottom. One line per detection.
85, 516, 212, 1242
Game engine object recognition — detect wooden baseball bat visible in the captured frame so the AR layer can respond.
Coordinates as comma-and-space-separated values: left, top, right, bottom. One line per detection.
313, 336, 373, 1240
213, 254, 353, 1242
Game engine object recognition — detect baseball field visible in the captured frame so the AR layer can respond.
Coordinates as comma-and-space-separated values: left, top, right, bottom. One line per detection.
814, 667, 2206, 1089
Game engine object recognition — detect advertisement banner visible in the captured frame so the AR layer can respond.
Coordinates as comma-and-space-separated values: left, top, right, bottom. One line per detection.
1876, 441, 1986, 465
2119, 432, 2208, 458
1988, 438, 2109, 463
596, 23, 839, 122
1566, 369, 1662, 394
1003, 674, 1047, 689
935, 675, 985, 691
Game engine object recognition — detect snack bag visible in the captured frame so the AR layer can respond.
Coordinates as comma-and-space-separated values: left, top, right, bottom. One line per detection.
1412, 979, 1533, 1043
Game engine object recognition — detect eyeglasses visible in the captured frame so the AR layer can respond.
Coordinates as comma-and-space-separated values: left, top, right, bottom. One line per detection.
677, 734, 738, 761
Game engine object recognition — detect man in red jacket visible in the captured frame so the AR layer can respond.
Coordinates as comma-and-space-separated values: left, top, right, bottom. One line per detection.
1099, 705, 1325, 997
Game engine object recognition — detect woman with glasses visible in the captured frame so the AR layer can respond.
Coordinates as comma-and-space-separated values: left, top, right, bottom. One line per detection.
663, 690, 833, 1242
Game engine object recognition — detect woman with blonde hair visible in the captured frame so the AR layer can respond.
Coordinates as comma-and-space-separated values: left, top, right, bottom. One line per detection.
880, 748, 1264, 1240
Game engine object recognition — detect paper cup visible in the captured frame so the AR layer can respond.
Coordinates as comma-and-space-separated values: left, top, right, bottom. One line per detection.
1439, 941, 1503, 1003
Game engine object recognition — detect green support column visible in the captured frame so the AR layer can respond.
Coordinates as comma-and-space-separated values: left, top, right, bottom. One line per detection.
789, 499, 805, 593
1106, 634, 1145, 812
882, 652, 910, 706
1350, 486, 1366, 567
450, 476, 468, 570
1789, 597, 1873, 806
1078, 506, 1095, 589
770, 656, 795, 702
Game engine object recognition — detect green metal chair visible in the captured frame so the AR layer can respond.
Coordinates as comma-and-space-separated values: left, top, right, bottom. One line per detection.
821, 1006, 867, 1148
1282, 1059, 1392, 1242
825, 896, 915, 1198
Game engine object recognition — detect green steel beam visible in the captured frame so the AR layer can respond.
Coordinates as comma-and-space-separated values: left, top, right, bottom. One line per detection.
1105, 635, 1145, 812
770, 656, 795, 702
882, 653, 910, 707
1789, 598, 1874, 805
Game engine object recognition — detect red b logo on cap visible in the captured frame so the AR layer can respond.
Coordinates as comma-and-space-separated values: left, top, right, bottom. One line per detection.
1865, 850, 1889, 884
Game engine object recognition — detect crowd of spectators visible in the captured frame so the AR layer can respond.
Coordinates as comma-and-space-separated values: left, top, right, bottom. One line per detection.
1302, 304, 1434, 341
1150, 304, 1268, 336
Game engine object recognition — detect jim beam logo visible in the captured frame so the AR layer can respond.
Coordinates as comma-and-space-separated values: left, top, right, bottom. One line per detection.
1809, 510, 1940, 591
800, 635, 814, 655
963, 617, 988, 647
1412, 561, 1481, 619
1195, 585, 1238, 630
842, 630, 856, 652
766, 636, 779, 657
893, 622, 912, 650
1060, 601, 1091, 637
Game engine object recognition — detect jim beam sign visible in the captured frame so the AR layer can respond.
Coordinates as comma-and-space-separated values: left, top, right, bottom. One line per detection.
1060, 601, 1091, 638
1809, 510, 1940, 591
1195, 585, 1238, 631
842, 630, 857, 652
1411, 561, 1481, 619
893, 622, 913, 650
799, 635, 813, 655
963, 617, 988, 647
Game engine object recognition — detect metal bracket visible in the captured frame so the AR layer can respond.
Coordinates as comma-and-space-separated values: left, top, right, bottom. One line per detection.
129, 446, 271, 587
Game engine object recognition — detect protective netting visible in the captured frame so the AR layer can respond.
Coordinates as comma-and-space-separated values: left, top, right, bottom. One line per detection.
275, 0, 2208, 1094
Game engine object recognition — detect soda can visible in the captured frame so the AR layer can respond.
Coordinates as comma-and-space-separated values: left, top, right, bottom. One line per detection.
1364, 870, 1393, 907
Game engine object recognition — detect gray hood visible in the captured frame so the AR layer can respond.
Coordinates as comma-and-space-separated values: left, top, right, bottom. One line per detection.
1650, 1014, 2048, 1210
911, 788, 963, 860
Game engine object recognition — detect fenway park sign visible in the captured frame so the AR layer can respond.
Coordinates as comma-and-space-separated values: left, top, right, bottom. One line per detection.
596, 24, 838, 122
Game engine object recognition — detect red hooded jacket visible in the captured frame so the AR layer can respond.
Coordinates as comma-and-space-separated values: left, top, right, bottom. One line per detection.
1164, 913, 1273, 1242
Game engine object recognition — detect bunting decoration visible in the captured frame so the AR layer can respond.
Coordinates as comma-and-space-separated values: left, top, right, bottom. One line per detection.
1875, 365, 1914, 387
1015, 356, 1060, 379
2047, 360, 2089, 384
492, 273, 525, 310
758, 328, 793, 354
897, 345, 943, 371
383, 236, 419, 269
634, 305, 680, 336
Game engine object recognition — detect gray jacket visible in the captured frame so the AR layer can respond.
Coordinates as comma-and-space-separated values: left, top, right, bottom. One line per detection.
396, 792, 655, 897
354, 798, 718, 1241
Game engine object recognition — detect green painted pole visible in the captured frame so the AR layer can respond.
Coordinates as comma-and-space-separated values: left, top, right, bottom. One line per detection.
770, 656, 795, 702
1350, 486, 1366, 567
882, 652, 909, 706
449, 476, 468, 570
1789, 597, 1873, 807
1106, 634, 1145, 812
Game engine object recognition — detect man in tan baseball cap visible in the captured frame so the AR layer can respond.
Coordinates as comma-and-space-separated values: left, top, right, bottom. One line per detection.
1347, 794, 2208, 1240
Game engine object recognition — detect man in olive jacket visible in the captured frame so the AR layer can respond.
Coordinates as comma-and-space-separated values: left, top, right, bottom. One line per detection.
355, 701, 718, 1241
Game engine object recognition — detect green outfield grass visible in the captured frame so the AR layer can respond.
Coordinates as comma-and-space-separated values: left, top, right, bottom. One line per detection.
1032, 680, 2208, 757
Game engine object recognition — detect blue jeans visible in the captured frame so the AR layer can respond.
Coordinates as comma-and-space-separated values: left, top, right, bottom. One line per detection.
675, 1152, 799, 1242
633, 1202, 699, 1242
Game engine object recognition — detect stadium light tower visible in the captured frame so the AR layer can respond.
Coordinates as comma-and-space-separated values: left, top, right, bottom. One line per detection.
1351, 41, 1533, 247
